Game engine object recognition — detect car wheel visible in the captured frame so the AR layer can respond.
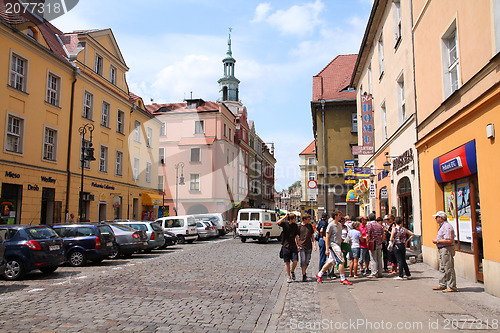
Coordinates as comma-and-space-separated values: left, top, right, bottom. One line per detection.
3, 258, 26, 280
177, 236, 185, 244
109, 244, 121, 259
69, 250, 86, 267
259, 233, 270, 244
39, 266, 58, 274
240, 237, 247, 243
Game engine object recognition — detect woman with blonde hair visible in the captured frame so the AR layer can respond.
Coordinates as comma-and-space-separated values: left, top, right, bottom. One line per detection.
347, 221, 363, 278
390, 216, 415, 280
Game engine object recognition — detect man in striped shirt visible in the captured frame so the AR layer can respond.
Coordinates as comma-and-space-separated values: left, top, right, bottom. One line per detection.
366, 213, 385, 278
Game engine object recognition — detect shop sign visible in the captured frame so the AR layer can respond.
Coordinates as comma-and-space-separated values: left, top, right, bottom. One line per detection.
27, 184, 39, 191
369, 183, 376, 199
41, 176, 56, 183
1, 200, 16, 224
91, 182, 115, 190
360, 94, 375, 153
380, 187, 389, 199
5, 171, 20, 179
352, 145, 374, 155
433, 140, 477, 183
346, 189, 358, 203
393, 149, 413, 175
344, 167, 371, 183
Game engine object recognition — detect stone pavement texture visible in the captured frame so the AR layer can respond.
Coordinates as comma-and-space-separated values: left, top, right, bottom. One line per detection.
0, 237, 498, 333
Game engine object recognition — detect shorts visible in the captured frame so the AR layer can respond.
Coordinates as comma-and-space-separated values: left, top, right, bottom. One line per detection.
282, 246, 298, 263
359, 248, 370, 263
299, 248, 312, 267
326, 243, 344, 265
350, 247, 360, 259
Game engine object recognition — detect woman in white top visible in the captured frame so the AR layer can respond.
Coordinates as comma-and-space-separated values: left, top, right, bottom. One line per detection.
347, 221, 364, 278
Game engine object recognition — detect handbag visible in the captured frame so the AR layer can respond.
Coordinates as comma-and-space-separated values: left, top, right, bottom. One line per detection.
387, 240, 394, 252
367, 239, 375, 251
279, 247, 284, 259
344, 234, 351, 244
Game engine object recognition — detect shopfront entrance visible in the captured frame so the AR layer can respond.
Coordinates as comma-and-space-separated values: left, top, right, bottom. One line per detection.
397, 177, 413, 232
1, 183, 22, 224
41, 187, 55, 225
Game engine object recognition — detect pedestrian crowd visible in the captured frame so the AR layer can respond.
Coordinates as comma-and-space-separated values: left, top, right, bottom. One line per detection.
277, 209, 457, 292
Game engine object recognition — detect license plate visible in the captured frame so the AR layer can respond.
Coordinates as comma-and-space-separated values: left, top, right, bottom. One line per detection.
49, 245, 60, 251
107, 242, 112, 247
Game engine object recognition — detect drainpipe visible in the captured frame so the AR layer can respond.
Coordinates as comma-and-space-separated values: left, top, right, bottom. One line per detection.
320, 99, 327, 214
65, 65, 80, 219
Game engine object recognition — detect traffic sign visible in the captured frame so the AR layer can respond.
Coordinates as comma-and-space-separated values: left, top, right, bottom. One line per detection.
307, 180, 317, 189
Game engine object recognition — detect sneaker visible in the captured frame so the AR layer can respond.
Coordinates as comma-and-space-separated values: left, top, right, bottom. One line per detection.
367, 274, 377, 279
302, 275, 307, 282
406, 276, 412, 280
287, 276, 293, 283
340, 279, 353, 285
393, 276, 404, 280
353, 275, 360, 279
442, 288, 458, 293
315, 274, 323, 283
291, 272, 296, 281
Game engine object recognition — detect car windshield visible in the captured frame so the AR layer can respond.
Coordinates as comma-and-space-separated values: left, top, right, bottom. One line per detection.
98, 225, 113, 235
151, 222, 162, 232
165, 219, 183, 228
111, 224, 135, 231
187, 217, 196, 227
26, 226, 58, 239
128, 224, 148, 231
196, 222, 203, 227
240, 213, 249, 221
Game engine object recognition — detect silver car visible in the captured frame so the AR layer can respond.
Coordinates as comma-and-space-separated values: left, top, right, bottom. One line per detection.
196, 221, 211, 240
107, 224, 148, 258
112, 221, 165, 252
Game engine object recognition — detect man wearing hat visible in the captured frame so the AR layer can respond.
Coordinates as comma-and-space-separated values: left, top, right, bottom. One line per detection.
432, 211, 458, 292
316, 213, 329, 271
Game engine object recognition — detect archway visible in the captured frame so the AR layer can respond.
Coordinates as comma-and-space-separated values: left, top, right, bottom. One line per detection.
397, 177, 413, 231
186, 204, 208, 215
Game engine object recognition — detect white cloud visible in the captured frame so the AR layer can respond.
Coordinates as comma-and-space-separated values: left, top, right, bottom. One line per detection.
252, 3, 272, 23
256, 0, 325, 37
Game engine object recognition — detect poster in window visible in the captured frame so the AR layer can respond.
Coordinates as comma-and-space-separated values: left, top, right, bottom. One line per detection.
456, 179, 472, 243
443, 182, 457, 241
1, 199, 16, 224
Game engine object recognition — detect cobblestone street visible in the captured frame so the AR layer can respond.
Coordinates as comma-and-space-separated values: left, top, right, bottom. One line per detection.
0, 237, 285, 332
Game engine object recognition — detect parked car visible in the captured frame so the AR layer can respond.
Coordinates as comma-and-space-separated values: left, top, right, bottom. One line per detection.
0, 233, 5, 276
52, 224, 115, 267
155, 215, 198, 244
204, 220, 218, 238
196, 221, 212, 240
162, 231, 178, 247
0, 225, 64, 280
237, 209, 281, 243
107, 223, 148, 258
111, 221, 164, 252
192, 213, 228, 236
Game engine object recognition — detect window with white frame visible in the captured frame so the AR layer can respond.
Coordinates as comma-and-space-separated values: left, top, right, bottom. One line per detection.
101, 101, 110, 127
117, 109, 124, 133
378, 34, 384, 79
46, 73, 60, 106
160, 122, 166, 136
81, 139, 91, 169
442, 22, 460, 98
308, 157, 315, 165
381, 102, 388, 140
146, 127, 152, 147
146, 162, 152, 183
43, 127, 57, 161
95, 54, 103, 75
99, 145, 108, 172
308, 172, 315, 181
352, 113, 358, 132
115, 150, 123, 176
190, 174, 200, 191
83, 91, 93, 120
194, 120, 204, 134
6, 114, 24, 154
10, 53, 27, 91
110, 65, 117, 85
393, 0, 402, 47
133, 157, 139, 180
159, 147, 165, 164
158, 175, 164, 191
397, 75, 406, 124
190, 147, 201, 162
134, 120, 141, 142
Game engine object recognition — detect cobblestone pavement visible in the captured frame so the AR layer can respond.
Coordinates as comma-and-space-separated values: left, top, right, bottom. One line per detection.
0, 236, 287, 332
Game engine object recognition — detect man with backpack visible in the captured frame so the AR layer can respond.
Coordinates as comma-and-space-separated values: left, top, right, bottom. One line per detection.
297, 214, 317, 281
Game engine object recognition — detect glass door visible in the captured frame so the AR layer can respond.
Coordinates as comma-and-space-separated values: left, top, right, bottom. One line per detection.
471, 177, 483, 282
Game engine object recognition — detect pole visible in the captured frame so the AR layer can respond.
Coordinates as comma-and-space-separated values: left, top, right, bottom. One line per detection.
175, 165, 178, 216
79, 131, 85, 222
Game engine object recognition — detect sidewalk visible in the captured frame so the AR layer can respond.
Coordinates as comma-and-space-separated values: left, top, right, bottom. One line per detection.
264, 251, 500, 333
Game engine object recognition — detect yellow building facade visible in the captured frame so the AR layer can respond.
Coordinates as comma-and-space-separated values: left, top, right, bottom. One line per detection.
413, 0, 500, 296
1, 11, 161, 224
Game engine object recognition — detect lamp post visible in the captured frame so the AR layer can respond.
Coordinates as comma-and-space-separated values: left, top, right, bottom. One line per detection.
78, 123, 95, 222
175, 162, 185, 216
319, 99, 327, 214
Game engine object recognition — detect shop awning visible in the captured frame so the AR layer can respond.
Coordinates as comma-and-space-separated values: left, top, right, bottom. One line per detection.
142, 193, 165, 206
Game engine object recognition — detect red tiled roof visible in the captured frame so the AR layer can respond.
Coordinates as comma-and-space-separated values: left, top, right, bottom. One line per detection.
299, 140, 316, 155
146, 101, 219, 114
312, 54, 358, 101
129, 92, 140, 104
0, 1, 69, 64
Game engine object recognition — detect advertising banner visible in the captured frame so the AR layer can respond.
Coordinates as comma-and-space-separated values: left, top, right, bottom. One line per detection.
456, 179, 472, 243
443, 182, 457, 241
360, 94, 374, 154
344, 167, 371, 183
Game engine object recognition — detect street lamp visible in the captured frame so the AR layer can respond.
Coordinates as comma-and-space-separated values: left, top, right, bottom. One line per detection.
175, 162, 185, 216
78, 123, 95, 222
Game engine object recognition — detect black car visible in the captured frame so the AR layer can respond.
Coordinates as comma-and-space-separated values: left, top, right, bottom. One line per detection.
162, 231, 178, 248
52, 224, 115, 267
0, 225, 64, 280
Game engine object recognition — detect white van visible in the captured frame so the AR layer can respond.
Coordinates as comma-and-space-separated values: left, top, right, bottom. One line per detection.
192, 213, 228, 236
154, 215, 198, 244
237, 209, 281, 243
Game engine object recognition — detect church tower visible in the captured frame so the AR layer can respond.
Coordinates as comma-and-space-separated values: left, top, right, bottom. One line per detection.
218, 28, 240, 102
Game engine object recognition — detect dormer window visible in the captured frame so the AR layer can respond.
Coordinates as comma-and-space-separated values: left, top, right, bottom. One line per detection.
27, 27, 36, 40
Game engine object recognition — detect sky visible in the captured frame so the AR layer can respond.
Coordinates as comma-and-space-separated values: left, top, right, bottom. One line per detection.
52, 0, 373, 191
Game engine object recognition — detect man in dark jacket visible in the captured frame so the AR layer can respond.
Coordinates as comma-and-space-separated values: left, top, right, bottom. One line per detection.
278, 213, 299, 283
316, 213, 329, 271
